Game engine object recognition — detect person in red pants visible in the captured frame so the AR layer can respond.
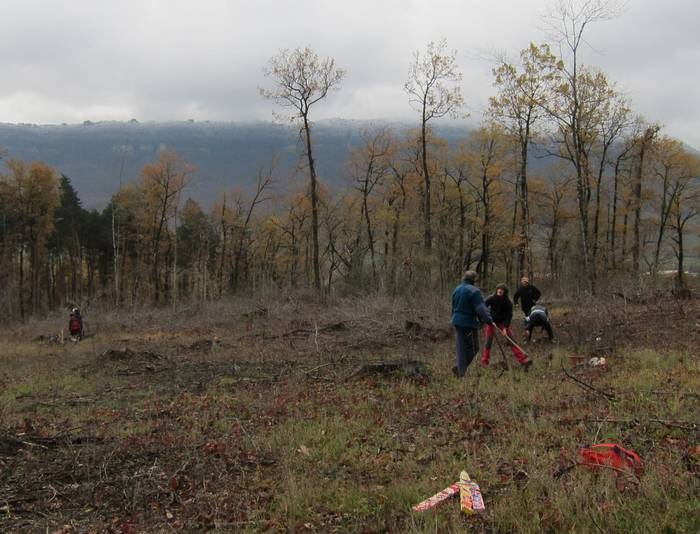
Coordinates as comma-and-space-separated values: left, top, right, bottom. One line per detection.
482, 284, 531, 368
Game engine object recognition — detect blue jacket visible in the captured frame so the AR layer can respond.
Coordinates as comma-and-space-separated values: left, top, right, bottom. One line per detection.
451, 282, 493, 328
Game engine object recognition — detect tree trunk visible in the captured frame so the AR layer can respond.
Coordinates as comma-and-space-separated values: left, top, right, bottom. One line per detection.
457, 183, 467, 276
518, 125, 532, 278
479, 169, 491, 287
18, 244, 25, 319
172, 203, 178, 306
632, 127, 657, 274
302, 115, 322, 293
363, 194, 376, 282
575, 165, 592, 286
510, 179, 520, 287
218, 194, 227, 298
591, 145, 612, 287
652, 171, 674, 275
675, 220, 684, 289
610, 155, 623, 269
621, 199, 630, 269
420, 106, 432, 252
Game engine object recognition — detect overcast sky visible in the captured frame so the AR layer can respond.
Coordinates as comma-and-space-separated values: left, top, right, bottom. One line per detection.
1, 0, 698, 148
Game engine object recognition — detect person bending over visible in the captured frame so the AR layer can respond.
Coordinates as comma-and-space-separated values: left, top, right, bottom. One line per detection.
524, 304, 553, 342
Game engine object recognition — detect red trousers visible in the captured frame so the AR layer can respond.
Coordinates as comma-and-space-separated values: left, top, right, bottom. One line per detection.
482, 323, 528, 365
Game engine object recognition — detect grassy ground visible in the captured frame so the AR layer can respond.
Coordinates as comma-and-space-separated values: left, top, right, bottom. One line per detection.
0, 296, 698, 532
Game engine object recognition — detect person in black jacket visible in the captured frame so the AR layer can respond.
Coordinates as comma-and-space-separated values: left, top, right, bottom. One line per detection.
481, 284, 530, 367
513, 276, 541, 316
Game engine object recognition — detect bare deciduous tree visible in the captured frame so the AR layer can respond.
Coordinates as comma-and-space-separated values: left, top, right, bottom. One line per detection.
405, 38, 464, 252
538, 0, 626, 289
261, 47, 345, 293
490, 43, 555, 278
346, 128, 394, 283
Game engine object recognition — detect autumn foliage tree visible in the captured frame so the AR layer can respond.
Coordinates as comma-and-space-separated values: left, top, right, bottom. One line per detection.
0, 160, 59, 316
140, 150, 193, 304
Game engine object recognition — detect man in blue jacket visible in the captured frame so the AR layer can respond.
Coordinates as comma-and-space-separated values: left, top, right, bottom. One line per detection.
451, 270, 494, 377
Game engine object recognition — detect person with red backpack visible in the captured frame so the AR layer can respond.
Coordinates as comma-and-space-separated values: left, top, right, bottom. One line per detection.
68, 307, 84, 340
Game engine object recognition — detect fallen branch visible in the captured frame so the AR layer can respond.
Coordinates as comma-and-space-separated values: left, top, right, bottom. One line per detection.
275, 321, 348, 339
560, 361, 616, 401
0, 435, 49, 454
649, 419, 698, 431
32, 397, 95, 408
348, 360, 429, 380
559, 417, 697, 431
649, 390, 700, 399
302, 362, 333, 375
554, 461, 641, 482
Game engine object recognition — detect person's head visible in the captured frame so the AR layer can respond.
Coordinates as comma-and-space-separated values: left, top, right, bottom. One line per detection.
462, 270, 478, 284
495, 283, 508, 297
520, 276, 529, 286
71, 307, 79, 314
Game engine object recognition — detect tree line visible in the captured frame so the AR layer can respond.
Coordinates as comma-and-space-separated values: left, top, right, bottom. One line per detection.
1, 1, 698, 316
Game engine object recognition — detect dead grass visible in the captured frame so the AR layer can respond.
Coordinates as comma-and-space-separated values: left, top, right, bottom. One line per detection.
0, 295, 698, 532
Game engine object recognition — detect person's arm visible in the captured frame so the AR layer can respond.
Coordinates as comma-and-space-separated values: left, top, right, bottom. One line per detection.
474, 291, 494, 324
513, 288, 521, 304
532, 286, 541, 302
504, 299, 513, 328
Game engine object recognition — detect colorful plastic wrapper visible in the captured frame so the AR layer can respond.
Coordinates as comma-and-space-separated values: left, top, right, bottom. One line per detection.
412, 483, 460, 512
459, 471, 485, 514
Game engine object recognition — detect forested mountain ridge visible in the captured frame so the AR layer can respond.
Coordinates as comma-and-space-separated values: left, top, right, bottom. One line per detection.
0, 120, 473, 208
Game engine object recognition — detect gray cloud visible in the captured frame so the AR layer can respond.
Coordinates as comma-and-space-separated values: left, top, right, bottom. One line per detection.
0, 0, 697, 147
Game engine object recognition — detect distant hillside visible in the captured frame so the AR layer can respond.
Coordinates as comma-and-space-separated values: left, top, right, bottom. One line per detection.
0, 120, 473, 210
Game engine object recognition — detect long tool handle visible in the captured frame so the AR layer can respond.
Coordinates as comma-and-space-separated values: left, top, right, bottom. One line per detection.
492, 330, 510, 370
494, 326, 531, 360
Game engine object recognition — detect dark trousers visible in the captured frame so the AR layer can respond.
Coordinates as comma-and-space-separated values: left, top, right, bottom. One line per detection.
526, 320, 553, 341
454, 326, 479, 376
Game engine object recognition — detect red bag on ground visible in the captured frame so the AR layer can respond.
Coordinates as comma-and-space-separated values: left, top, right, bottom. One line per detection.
578, 443, 643, 476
